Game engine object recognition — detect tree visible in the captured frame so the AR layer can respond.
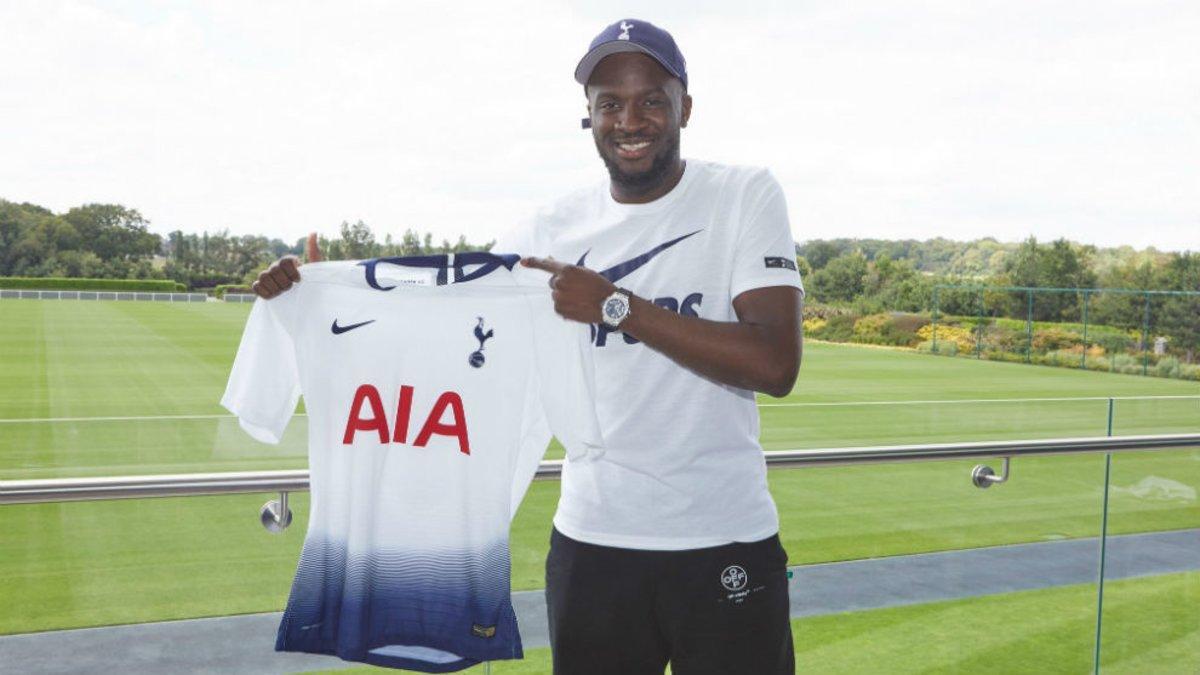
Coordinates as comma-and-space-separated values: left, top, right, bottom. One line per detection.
339, 220, 379, 259
809, 252, 867, 303
62, 204, 158, 262
1154, 253, 1200, 362
1000, 237, 1096, 321
800, 240, 841, 271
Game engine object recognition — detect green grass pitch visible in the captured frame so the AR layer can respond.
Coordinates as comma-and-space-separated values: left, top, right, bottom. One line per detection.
0, 299, 1196, 670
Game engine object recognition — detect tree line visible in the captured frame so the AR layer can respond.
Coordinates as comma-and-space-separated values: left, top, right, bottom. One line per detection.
0, 200, 493, 290
799, 236, 1199, 360
3, 198, 1195, 323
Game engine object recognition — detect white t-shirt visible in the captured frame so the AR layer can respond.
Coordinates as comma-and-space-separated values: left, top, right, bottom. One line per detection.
221, 254, 602, 672
494, 159, 804, 550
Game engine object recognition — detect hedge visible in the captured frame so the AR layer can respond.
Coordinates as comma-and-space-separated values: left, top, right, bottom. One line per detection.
213, 284, 253, 299
0, 277, 187, 292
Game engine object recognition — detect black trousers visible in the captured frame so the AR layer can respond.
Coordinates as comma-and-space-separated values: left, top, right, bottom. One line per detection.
545, 527, 795, 675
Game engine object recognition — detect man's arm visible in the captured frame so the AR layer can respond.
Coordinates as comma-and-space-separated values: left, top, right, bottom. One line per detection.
522, 258, 803, 398
626, 285, 802, 398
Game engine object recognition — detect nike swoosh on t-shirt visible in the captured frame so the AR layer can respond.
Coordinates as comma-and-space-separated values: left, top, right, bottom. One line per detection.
331, 319, 376, 334
576, 230, 702, 283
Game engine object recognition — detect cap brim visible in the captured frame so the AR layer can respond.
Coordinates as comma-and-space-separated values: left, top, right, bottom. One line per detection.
574, 41, 683, 86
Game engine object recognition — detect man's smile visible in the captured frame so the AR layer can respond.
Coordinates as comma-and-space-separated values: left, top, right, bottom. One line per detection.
613, 137, 656, 160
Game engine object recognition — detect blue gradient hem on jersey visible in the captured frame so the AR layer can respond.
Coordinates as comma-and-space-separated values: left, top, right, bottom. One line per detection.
275, 540, 522, 672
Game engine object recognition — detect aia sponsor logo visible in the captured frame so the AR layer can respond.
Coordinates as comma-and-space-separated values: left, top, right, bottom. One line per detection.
342, 384, 470, 455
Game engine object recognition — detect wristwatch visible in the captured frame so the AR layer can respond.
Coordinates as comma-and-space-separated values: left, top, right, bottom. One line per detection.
600, 288, 633, 329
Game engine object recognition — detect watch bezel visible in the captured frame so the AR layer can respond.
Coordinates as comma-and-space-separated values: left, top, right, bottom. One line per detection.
601, 288, 632, 329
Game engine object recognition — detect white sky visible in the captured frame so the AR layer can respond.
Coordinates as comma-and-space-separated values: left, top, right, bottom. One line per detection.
1, 0, 1196, 251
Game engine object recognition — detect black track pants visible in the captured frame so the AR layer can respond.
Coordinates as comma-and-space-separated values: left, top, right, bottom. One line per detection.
545, 527, 794, 675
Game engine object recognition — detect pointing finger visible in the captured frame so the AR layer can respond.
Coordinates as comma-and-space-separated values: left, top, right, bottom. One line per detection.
521, 256, 566, 274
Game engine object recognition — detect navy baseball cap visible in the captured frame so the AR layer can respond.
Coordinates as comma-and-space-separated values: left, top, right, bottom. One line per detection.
574, 19, 688, 90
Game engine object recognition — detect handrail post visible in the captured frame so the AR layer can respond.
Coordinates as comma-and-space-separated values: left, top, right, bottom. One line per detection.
931, 286, 940, 353
1081, 290, 1090, 370
975, 288, 984, 359
1141, 293, 1151, 376
1093, 397, 1115, 673
1026, 290, 1034, 363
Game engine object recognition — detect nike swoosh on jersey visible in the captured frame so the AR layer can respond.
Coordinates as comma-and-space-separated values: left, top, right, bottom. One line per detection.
331, 319, 376, 334
576, 230, 702, 283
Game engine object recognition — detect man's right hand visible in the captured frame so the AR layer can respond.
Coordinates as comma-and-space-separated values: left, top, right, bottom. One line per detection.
253, 233, 323, 299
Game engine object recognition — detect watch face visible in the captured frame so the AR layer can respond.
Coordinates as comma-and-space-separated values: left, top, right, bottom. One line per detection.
604, 297, 626, 320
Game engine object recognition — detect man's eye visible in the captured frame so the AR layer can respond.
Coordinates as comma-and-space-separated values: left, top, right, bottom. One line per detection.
644, 99, 663, 107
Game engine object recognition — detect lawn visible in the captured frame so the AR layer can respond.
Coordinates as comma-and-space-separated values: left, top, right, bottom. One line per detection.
0, 298, 1196, 672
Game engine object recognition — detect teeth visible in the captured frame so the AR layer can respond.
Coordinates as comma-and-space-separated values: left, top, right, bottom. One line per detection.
618, 141, 651, 151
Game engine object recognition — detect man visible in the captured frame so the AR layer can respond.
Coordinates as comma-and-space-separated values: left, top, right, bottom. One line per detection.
254, 19, 803, 674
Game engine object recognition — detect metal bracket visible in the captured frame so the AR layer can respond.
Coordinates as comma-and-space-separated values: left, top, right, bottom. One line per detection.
260, 491, 293, 532
972, 457, 1011, 488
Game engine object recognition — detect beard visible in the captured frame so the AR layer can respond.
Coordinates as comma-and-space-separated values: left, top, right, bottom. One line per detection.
595, 132, 680, 195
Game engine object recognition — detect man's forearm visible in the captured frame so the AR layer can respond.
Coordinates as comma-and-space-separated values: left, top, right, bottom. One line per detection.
619, 292, 802, 398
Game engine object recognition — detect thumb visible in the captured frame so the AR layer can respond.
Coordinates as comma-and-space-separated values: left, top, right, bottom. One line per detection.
305, 232, 323, 263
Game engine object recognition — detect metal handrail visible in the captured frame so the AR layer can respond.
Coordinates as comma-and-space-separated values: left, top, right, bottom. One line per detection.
2, 433, 1197, 505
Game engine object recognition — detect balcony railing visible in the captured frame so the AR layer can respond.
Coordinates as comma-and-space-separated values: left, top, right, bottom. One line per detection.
3, 433, 1197, 505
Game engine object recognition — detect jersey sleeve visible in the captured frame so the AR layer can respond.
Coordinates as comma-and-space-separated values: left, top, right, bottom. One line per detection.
729, 169, 805, 301
506, 291, 604, 517
526, 293, 605, 460
220, 294, 302, 444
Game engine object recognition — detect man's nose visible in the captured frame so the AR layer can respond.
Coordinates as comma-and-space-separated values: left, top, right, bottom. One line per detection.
616, 104, 648, 133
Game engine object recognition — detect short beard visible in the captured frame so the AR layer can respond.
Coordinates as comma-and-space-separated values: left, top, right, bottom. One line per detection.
596, 133, 680, 196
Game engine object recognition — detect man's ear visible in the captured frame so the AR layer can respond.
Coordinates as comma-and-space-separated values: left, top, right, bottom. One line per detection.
680, 93, 693, 128
582, 102, 593, 129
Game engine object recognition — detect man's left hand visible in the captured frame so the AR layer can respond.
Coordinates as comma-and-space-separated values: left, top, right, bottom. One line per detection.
521, 257, 617, 324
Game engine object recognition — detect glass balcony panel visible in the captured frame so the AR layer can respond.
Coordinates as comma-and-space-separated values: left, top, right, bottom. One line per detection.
0, 493, 307, 634
777, 454, 1108, 672
1096, 444, 1200, 673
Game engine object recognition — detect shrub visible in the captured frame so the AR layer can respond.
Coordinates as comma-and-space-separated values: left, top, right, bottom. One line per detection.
802, 317, 827, 334
1031, 327, 1081, 353
848, 312, 929, 347
980, 325, 1023, 352
803, 303, 855, 320
1154, 357, 1182, 379
916, 323, 975, 353
1092, 332, 1134, 355
1110, 353, 1141, 375
1042, 350, 1084, 368
852, 314, 891, 344
214, 284, 253, 299
888, 312, 930, 334
1084, 355, 1112, 373
809, 314, 857, 342
917, 340, 959, 356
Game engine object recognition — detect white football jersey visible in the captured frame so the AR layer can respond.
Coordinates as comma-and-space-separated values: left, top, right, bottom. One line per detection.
221, 253, 602, 672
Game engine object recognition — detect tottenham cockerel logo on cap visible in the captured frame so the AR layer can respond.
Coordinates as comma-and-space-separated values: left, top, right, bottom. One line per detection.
618, 20, 633, 40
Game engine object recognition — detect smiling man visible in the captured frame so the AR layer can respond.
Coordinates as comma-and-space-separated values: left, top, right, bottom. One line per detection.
502, 20, 804, 675
252, 18, 803, 675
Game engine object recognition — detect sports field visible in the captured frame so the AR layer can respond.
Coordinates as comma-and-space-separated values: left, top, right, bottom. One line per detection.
1, 299, 1197, 670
